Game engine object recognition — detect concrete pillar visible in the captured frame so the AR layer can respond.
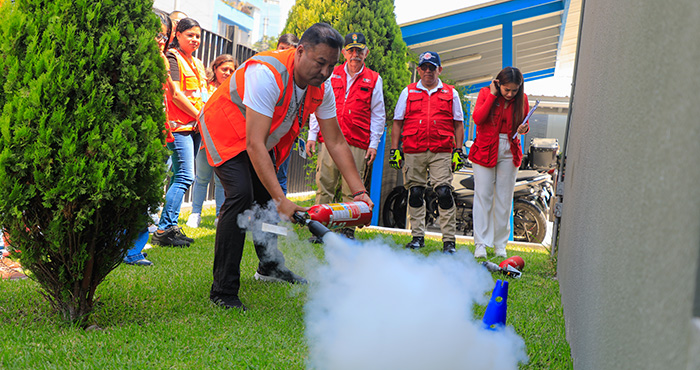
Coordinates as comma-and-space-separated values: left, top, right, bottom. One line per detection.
557, 1, 700, 369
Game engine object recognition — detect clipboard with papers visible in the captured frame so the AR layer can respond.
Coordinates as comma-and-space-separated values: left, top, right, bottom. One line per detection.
512, 100, 541, 139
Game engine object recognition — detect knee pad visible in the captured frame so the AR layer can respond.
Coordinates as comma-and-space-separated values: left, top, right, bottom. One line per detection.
408, 186, 425, 208
435, 185, 454, 209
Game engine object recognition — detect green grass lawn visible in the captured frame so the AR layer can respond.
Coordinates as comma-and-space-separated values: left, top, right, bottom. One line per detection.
0, 202, 572, 369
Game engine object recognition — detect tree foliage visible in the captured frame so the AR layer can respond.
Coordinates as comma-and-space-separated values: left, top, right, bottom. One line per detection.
283, 0, 411, 121
0, 0, 168, 324
282, 0, 346, 36
252, 35, 278, 52
335, 0, 411, 119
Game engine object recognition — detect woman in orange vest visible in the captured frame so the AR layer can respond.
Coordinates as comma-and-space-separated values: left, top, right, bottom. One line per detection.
469, 66, 530, 259
152, 17, 207, 247
187, 54, 238, 229
123, 9, 175, 266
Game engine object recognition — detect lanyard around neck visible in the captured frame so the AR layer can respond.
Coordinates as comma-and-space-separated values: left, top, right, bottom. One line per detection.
291, 79, 307, 130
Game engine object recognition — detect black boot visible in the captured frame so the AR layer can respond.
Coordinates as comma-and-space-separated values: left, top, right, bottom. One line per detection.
442, 241, 456, 254
405, 236, 425, 249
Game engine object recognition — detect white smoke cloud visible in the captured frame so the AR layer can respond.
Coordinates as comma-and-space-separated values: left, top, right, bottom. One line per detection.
237, 200, 296, 268
237, 200, 282, 246
305, 233, 528, 370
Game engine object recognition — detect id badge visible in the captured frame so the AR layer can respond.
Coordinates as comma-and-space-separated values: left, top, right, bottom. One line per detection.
297, 138, 307, 159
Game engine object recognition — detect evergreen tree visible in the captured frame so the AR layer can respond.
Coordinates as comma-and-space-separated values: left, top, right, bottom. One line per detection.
284, 0, 411, 122
0, 0, 168, 324
282, 0, 347, 37
252, 35, 279, 52
334, 0, 411, 119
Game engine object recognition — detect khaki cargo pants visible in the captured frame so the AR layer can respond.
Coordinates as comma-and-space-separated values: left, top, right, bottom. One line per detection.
403, 151, 456, 242
315, 143, 368, 204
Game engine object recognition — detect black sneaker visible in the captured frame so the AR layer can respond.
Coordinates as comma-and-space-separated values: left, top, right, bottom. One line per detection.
308, 235, 324, 244
151, 227, 190, 247
405, 236, 425, 249
443, 241, 456, 254
211, 295, 247, 311
254, 267, 308, 284
173, 226, 194, 243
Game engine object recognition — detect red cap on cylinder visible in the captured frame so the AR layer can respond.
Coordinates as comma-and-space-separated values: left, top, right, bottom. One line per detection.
499, 256, 525, 271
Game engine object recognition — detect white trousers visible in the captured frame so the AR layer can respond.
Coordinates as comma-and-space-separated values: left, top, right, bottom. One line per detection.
472, 134, 519, 250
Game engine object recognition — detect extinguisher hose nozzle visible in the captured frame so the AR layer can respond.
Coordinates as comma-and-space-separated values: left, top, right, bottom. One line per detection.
293, 212, 331, 240
306, 220, 331, 239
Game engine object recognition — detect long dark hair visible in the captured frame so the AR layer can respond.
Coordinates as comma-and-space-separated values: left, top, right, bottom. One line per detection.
494, 66, 525, 134
170, 17, 201, 49
154, 10, 172, 53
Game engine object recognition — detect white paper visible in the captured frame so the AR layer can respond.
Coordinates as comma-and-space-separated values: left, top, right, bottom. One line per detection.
261, 222, 288, 236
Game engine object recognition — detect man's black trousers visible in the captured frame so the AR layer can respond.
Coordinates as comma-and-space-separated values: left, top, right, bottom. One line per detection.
210, 151, 286, 299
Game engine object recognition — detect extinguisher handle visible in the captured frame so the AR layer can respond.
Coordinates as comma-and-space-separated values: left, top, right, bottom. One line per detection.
292, 212, 307, 225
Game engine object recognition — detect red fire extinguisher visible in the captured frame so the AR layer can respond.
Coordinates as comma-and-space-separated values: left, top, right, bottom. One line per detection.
499, 256, 525, 271
301, 201, 372, 229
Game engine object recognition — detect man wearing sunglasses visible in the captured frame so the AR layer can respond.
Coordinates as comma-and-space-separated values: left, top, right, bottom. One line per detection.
390, 51, 465, 254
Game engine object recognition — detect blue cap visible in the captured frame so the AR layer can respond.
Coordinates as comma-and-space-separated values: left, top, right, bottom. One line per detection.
418, 51, 441, 67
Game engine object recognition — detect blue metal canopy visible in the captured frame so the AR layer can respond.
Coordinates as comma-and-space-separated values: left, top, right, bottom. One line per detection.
400, 0, 572, 93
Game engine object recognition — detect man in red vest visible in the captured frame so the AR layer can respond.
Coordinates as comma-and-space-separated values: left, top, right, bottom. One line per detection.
390, 51, 465, 254
305, 32, 385, 241
199, 23, 373, 310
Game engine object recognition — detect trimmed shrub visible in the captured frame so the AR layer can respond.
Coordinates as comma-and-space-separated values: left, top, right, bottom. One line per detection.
0, 0, 168, 324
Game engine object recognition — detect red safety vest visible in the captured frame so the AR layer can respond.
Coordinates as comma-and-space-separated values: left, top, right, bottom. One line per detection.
401, 82, 456, 153
199, 48, 325, 167
166, 48, 207, 132
316, 63, 378, 150
467, 86, 529, 167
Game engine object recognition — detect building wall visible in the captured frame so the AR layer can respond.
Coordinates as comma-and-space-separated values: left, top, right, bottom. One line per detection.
153, 0, 281, 46
557, 1, 700, 369
153, 0, 217, 31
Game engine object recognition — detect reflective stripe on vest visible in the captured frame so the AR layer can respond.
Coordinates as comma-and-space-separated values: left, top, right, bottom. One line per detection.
199, 48, 325, 167
167, 49, 207, 131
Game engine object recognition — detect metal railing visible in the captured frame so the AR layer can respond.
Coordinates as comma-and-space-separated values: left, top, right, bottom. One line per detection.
178, 30, 313, 207
193, 29, 255, 68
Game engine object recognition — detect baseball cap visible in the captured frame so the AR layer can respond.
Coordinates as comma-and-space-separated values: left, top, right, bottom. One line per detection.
344, 32, 367, 50
418, 51, 441, 68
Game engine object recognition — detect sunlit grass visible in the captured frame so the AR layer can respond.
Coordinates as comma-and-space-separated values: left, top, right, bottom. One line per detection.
0, 200, 571, 369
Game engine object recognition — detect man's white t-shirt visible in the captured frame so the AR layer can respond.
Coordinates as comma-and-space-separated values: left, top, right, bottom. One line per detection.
393, 79, 464, 121
242, 63, 336, 150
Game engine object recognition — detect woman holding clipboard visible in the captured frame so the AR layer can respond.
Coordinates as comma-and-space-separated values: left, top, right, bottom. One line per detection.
468, 67, 530, 259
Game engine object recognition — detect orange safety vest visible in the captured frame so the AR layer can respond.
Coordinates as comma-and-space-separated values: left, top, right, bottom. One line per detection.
166, 48, 207, 132
199, 48, 325, 168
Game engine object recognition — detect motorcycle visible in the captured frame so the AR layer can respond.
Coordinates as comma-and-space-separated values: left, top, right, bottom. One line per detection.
382, 139, 557, 243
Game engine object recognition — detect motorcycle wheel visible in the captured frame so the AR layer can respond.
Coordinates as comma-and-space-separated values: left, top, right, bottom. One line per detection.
513, 200, 547, 243
382, 187, 407, 228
